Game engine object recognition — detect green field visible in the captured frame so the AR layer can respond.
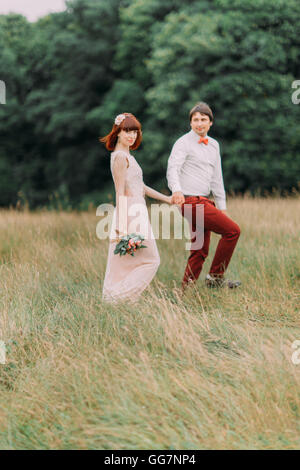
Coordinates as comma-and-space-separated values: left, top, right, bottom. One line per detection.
0, 196, 299, 449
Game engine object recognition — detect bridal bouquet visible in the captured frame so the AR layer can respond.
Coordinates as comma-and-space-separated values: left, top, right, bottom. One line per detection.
114, 233, 147, 257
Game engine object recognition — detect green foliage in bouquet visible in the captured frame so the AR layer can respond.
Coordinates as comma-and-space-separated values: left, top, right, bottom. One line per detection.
114, 234, 147, 257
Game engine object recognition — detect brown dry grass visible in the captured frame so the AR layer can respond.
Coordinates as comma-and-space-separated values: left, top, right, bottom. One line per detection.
0, 196, 299, 449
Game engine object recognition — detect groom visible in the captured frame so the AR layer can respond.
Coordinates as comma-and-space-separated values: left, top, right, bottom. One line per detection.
167, 102, 241, 290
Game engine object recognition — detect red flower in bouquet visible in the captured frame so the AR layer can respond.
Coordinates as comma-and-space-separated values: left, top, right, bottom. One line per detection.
114, 234, 147, 257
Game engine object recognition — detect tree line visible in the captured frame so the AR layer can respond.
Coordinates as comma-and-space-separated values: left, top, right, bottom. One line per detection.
0, 0, 299, 209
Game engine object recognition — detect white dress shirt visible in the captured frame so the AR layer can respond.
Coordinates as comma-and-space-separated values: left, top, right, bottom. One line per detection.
167, 129, 226, 210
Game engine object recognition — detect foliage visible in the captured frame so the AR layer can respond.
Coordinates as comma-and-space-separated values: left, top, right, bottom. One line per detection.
0, 0, 299, 207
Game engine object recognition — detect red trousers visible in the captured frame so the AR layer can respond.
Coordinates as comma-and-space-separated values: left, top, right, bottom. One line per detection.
180, 197, 240, 287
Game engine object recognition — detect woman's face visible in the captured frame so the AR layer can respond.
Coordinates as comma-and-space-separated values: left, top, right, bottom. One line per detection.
118, 129, 138, 147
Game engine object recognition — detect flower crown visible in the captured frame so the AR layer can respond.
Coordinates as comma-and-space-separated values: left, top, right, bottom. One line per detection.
115, 114, 126, 126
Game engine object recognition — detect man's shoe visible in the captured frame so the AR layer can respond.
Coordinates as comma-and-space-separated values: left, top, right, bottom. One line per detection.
205, 274, 241, 289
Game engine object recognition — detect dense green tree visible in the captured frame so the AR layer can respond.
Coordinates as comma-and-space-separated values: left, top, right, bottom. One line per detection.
0, 0, 299, 208
0, 14, 36, 205
26, 0, 123, 206
0, 0, 123, 207
144, 0, 300, 191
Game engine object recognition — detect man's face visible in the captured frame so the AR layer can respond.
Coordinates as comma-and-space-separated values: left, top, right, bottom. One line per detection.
190, 112, 212, 136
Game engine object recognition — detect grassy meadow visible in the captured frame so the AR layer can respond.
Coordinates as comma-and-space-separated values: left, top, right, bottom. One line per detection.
0, 196, 299, 450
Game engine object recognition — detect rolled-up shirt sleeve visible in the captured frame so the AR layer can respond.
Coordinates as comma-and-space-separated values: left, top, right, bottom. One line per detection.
167, 138, 187, 193
211, 143, 226, 210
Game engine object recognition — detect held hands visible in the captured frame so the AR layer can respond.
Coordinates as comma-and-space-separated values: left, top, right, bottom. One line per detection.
171, 191, 185, 205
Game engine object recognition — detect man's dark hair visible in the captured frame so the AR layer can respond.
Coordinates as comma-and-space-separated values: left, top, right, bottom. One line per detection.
189, 102, 214, 122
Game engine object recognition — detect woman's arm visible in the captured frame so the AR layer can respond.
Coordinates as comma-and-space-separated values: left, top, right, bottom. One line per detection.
112, 154, 129, 236
144, 184, 172, 204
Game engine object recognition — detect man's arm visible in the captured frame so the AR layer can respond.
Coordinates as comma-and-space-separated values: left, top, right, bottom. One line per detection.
167, 138, 187, 205
211, 143, 226, 211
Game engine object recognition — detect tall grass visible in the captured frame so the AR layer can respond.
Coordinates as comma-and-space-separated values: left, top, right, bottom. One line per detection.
0, 196, 299, 449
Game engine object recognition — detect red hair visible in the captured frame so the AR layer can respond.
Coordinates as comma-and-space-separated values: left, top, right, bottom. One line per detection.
99, 113, 142, 151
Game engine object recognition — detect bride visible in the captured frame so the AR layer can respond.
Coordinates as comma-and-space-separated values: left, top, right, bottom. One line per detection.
99, 113, 172, 303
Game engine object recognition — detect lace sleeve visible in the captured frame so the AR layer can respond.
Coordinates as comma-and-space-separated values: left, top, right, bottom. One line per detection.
112, 151, 129, 169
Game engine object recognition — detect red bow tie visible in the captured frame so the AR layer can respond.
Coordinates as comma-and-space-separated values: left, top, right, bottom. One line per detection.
198, 137, 208, 145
